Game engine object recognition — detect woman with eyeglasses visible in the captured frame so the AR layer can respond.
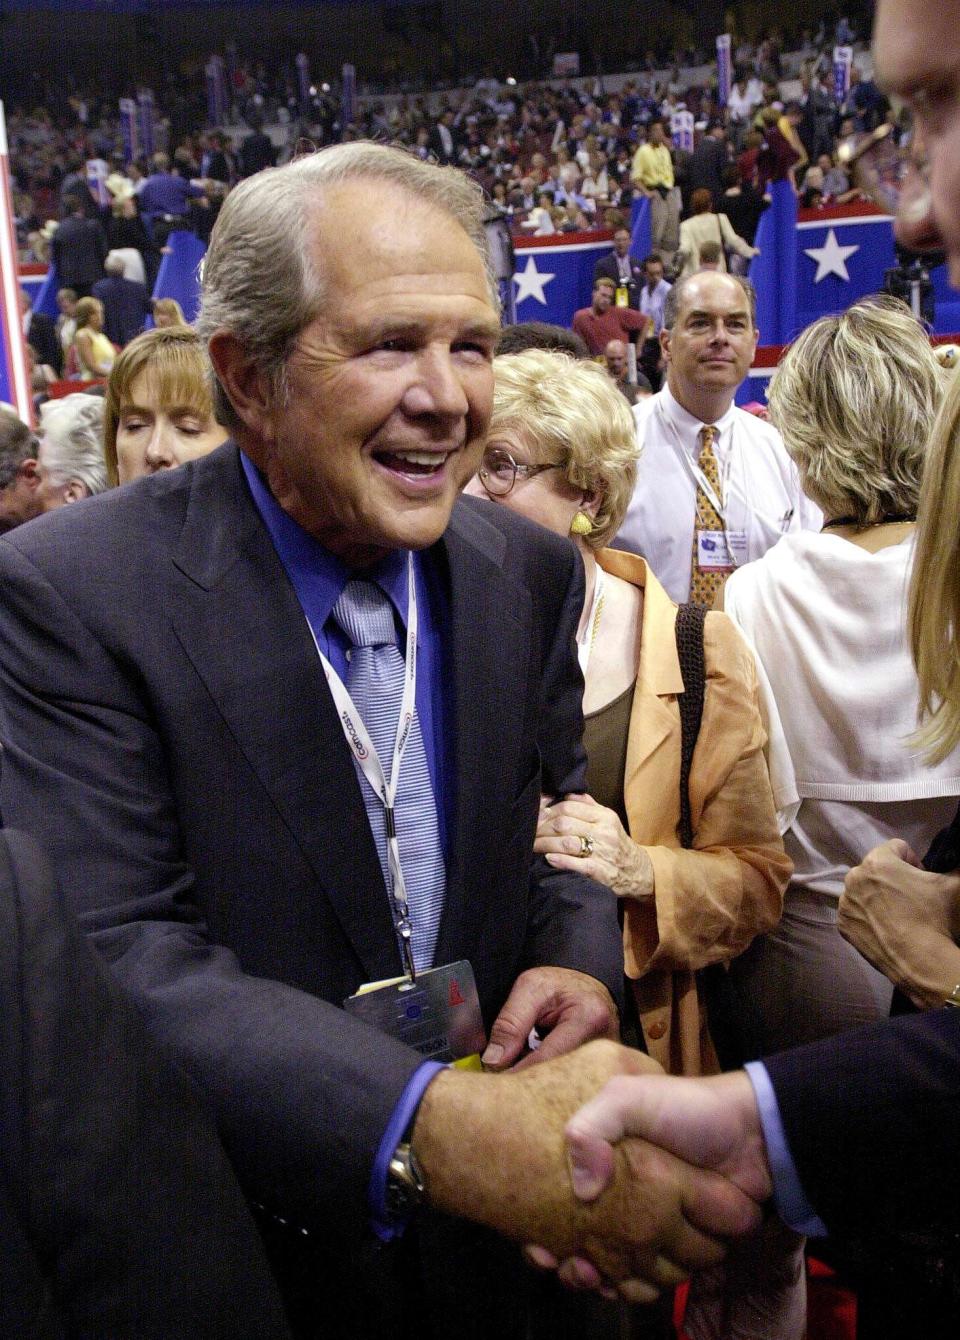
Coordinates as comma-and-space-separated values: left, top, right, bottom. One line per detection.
466, 348, 790, 1078
466, 348, 793, 1339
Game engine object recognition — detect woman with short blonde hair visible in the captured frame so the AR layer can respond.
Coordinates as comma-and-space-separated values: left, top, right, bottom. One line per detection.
468, 347, 789, 1085
483, 348, 637, 548
769, 294, 946, 526
723, 295, 959, 1057
72, 297, 115, 379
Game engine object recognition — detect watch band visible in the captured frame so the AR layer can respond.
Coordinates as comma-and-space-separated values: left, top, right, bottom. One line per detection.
386, 1142, 426, 1222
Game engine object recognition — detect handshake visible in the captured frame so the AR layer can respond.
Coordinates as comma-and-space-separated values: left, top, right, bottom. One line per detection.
411, 1039, 775, 1303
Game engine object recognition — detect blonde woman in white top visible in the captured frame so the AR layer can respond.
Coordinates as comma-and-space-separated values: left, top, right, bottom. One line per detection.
722, 296, 958, 1055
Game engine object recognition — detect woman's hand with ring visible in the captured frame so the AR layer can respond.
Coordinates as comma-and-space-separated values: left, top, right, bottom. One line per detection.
535, 794, 655, 900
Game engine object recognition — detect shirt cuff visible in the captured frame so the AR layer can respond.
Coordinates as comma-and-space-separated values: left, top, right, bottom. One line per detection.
744, 1060, 828, 1238
369, 1060, 447, 1242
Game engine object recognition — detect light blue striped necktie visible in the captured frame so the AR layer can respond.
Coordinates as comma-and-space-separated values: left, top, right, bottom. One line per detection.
332, 579, 445, 973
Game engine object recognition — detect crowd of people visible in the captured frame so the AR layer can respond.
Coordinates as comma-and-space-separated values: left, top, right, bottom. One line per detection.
2, 1, 960, 1338
15, 16, 890, 423
11, 13, 883, 287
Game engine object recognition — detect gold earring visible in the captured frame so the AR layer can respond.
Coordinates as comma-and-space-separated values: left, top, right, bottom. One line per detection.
570, 510, 594, 536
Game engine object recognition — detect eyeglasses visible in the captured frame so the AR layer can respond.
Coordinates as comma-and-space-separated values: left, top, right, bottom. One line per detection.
477, 446, 562, 497
837, 122, 930, 222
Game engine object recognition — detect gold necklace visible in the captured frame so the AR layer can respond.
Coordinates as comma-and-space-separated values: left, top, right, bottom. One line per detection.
589, 590, 606, 652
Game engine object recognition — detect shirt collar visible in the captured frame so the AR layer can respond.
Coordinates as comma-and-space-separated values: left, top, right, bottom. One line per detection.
240, 450, 409, 631
659, 383, 737, 453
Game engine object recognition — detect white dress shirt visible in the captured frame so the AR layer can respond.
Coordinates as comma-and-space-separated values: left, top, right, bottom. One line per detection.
612, 384, 822, 603
639, 278, 671, 335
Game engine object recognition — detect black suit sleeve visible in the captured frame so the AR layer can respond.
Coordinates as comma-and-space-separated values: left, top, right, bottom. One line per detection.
764, 1008, 960, 1239
0, 829, 290, 1340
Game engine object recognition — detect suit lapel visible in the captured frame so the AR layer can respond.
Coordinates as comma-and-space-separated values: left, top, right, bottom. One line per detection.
432, 502, 531, 967
169, 449, 399, 982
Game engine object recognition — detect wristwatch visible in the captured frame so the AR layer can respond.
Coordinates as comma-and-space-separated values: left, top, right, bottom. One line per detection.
944, 983, 960, 1009
386, 1142, 426, 1221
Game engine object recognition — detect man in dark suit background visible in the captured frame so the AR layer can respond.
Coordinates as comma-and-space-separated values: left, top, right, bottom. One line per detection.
0, 828, 289, 1339
238, 113, 277, 177
0, 143, 749, 1336
687, 121, 730, 211
20, 289, 62, 376
49, 194, 107, 298
427, 108, 460, 164
593, 225, 645, 309
92, 254, 154, 347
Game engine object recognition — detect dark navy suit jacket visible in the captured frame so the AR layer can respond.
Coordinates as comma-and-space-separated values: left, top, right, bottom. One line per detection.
0, 829, 289, 1338
765, 1007, 960, 1239
593, 252, 646, 309
0, 443, 622, 1337
91, 273, 154, 347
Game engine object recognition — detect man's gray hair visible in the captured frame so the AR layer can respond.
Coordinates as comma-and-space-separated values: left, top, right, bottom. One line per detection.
195, 141, 497, 431
38, 394, 108, 496
661, 272, 757, 331
0, 409, 38, 490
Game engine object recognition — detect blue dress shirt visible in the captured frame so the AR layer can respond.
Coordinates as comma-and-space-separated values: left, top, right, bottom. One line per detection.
745, 1061, 828, 1237
240, 452, 453, 1237
240, 452, 452, 853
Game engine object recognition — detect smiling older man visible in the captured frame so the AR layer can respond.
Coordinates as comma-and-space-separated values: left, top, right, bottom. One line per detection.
0, 143, 756, 1338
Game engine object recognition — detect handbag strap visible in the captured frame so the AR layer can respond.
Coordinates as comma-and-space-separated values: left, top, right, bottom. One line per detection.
675, 602, 707, 849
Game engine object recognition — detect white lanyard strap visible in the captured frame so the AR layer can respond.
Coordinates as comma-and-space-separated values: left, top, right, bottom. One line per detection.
310, 557, 421, 978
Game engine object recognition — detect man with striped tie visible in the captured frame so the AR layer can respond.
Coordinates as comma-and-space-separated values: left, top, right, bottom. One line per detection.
0, 143, 753, 1337
612, 271, 821, 604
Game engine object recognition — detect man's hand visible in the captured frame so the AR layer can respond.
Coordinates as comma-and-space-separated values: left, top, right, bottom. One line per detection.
523, 1069, 772, 1295
839, 838, 960, 1008
412, 1042, 761, 1300
481, 966, 619, 1070
535, 794, 655, 901
565, 1070, 773, 1205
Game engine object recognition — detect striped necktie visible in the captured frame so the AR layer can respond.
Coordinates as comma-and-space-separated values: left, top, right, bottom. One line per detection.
332, 580, 445, 972
689, 424, 727, 607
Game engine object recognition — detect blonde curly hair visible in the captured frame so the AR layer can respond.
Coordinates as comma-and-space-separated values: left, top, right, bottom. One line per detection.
489, 347, 639, 549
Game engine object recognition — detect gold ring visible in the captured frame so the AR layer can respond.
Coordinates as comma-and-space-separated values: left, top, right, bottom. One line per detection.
578, 834, 594, 857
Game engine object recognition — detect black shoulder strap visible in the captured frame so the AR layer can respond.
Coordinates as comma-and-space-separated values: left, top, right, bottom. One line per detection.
923, 798, 960, 873
675, 602, 707, 849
